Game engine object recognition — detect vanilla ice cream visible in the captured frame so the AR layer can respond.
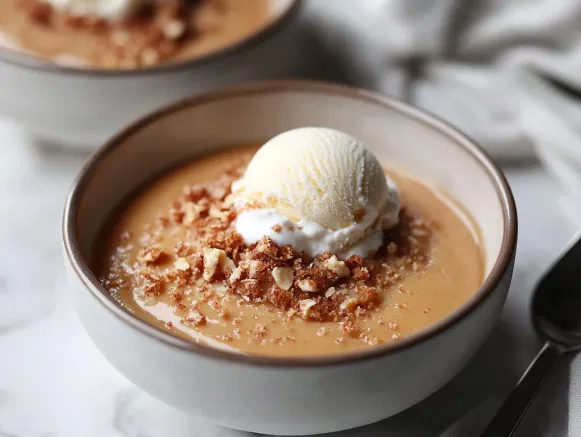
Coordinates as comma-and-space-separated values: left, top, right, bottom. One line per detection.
233, 127, 400, 258
43, 0, 144, 20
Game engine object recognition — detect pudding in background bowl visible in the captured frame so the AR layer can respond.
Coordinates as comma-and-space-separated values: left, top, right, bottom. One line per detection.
0, 0, 302, 149
63, 81, 517, 435
1, 0, 276, 69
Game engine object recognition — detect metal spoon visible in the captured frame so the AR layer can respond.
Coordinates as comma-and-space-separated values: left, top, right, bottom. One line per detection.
481, 232, 581, 436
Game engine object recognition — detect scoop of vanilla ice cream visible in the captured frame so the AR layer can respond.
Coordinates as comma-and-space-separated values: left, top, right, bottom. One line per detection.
239, 127, 397, 230
234, 127, 400, 258
43, 0, 144, 20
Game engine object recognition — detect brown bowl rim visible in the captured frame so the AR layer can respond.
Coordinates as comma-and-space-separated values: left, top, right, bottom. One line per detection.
62, 80, 518, 367
0, 0, 301, 77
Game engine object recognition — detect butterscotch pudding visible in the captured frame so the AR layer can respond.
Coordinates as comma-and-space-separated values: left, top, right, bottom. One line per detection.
97, 128, 484, 357
0, 0, 273, 68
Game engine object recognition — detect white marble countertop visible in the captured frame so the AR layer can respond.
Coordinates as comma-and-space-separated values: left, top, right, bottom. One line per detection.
0, 117, 580, 437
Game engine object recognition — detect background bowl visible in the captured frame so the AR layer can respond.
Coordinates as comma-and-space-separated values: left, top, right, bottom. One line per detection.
0, 0, 302, 149
63, 80, 517, 435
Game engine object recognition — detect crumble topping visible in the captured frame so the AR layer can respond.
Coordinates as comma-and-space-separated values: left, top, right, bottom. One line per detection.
17, 0, 224, 68
101, 161, 435, 348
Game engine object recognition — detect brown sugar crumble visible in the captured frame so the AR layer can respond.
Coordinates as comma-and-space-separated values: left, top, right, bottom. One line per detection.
17, 0, 222, 68
100, 161, 435, 349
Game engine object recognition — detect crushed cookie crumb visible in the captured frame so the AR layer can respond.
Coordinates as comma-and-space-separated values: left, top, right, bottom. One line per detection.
184, 310, 206, 327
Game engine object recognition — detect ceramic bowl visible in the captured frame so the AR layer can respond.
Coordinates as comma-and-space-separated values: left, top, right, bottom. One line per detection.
0, 0, 302, 149
62, 80, 517, 435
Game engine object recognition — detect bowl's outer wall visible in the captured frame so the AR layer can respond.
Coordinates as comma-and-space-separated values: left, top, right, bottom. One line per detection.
70, 255, 513, 435
0, 6, 305, 148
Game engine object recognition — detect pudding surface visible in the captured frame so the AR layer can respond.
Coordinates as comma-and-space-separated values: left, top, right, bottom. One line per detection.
96, 144, 484, 356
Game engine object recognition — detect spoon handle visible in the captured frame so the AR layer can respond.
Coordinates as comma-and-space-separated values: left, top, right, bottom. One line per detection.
480, 341, 561, 437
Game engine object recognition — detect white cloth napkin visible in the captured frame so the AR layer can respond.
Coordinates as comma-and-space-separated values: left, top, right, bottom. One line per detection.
302, 0, 581, 167
296, 1, 581, 436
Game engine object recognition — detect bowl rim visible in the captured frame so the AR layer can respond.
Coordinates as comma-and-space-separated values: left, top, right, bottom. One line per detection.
0, 0, 301, 77
62, 79, 518, 367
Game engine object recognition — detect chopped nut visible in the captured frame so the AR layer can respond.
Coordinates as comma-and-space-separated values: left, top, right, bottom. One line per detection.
299, 299, 317, 316
219, 254, 236, 276
183, 202, 202, 225
272, 267, 294, 291
174, 257, 190, 271
163, 20, 186, 39
248, 260, 265, 278
140, 48, 160, 66
325, 255, 350, 278
272, 224, 283, 233
202, 247, 235, 280
325, 287, 336, 298
340, 298, 358, 312
229, 266, 243, 283
202, 247, 220, 280
296, 279, 318, 292
137, 246, 165, 264
317, 327, 327, 337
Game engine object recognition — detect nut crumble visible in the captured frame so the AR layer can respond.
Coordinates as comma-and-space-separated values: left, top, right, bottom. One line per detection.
100, 159, 435, 345
5, 0, 273, 69
18, 0, 200, 67
97, 145, 484, 356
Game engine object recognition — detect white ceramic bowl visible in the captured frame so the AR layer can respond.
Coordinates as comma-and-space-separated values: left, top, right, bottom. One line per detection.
0, 0, 301, 149
62, 80, 517, 435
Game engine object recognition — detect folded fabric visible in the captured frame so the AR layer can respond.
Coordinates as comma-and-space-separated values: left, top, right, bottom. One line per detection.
303, 0, 581, 165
